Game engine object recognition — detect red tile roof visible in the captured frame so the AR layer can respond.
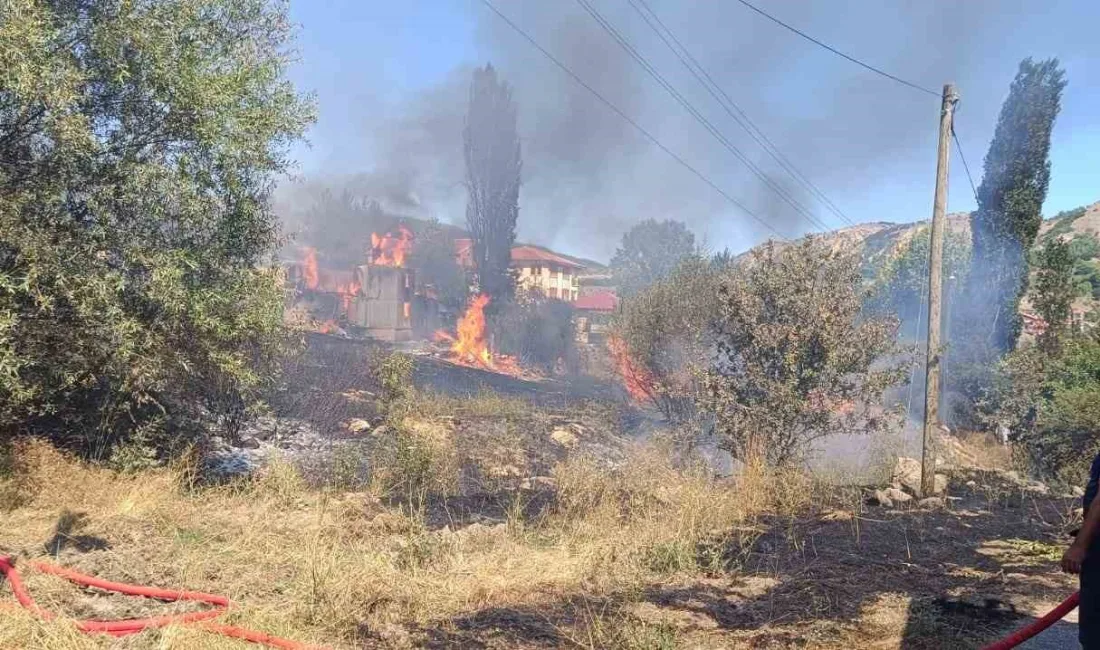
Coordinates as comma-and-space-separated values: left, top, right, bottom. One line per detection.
510, 245, 585, 268
573, 290, 618, 312
453, 239, 586, 270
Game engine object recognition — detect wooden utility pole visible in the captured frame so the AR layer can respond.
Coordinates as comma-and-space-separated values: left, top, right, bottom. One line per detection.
921, 83, 959, 498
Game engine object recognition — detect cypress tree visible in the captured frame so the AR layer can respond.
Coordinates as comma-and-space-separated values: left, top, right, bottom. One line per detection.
966, 58, 1066, 353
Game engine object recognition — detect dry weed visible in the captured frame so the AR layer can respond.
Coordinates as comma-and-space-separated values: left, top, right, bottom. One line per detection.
0, 428, 799, 649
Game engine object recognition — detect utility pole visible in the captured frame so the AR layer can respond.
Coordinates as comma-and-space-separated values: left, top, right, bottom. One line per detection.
921, 83, 959, 498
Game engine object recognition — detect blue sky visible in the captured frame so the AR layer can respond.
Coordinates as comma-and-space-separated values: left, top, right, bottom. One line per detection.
283, 0, 1099, 261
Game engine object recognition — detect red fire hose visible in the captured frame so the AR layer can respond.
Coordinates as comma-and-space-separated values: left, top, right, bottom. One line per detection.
0, 554, 327, 649
2, 552, 1079, 650
981, 591, 1080, 650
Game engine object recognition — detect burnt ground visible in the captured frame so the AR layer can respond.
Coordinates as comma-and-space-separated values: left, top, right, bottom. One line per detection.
271, 335, 1079, 649
397, 471, 1080, 650
411, 355, 624, 408
278, 333, 629, 429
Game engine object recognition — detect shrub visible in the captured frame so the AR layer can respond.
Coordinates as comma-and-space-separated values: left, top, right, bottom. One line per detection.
988, 337, 1100, 484
611, 255, 720, 421
494, 293, 577, 373
702, 239, 906, 467
373, 351, 415, 408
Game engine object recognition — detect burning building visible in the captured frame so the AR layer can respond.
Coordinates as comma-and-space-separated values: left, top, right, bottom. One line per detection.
286, 228, 416, 341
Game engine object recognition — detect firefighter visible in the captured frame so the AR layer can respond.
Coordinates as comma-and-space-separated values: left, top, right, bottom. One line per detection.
1062, 452, 1100, 648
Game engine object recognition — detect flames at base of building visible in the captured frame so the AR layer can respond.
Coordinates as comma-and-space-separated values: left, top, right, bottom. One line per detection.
606, 334, 657, 403
434, 294, 524, 377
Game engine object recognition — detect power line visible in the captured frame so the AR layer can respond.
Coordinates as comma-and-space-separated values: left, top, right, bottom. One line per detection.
627, 0, 855, 228
951, 126, 980, 205
574, 0, 834, 233
732, 0, 940, 98
476, 0, 787, 240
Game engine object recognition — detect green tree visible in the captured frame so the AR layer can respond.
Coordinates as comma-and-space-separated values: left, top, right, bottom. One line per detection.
871, 225, 972, 323
990, 338, 1100, 485
610, 219, 696, 297
0, 0, 313, 455
464, 64, 520, 305
1033, 238, 1075, 353
965, 58, 1066, 354
702, 239, 905, 467
612, 255, 720, 421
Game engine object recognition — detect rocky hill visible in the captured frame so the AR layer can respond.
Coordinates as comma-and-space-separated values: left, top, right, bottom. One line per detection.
780, 201, 1100, 320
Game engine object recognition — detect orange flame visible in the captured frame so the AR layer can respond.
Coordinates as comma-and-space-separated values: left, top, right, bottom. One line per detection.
301, 247, 319, 290
336, 279, 360, 313
316, 320, 344, 336
434, 294, 525, 377
606, 335, 656, 403
371, 226, 413, 267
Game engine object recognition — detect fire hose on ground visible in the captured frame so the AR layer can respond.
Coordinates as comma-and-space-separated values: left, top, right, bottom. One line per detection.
0, 552, 1082, 649
0, 554, 327, 649
981, 590, 1080, 650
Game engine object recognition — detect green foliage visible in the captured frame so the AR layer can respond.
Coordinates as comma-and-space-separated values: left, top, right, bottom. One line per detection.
966, 58, 1066, 354
1033, 238, 1074, 353
0, 0, 313, 455
1039, 205, 1088, 243
1064, 234, 1100, 300
610, 219, 697, 298
107, 419, 163, 474
464, 64, 520, 306
495, 293, 576, 373
373, 351, 414, 408
871, 226, 971, 319
612, 255, 720, 421
989, 338, 1100, 484
702, 239, 906, 466
710, 247, 736, 271
408, 218, 469, 313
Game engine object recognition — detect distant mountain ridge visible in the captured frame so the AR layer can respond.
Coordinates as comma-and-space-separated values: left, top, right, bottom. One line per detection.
762, 201, 1100, 319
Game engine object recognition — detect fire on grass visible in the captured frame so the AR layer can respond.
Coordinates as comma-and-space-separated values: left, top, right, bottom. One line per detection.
434, 294, 527, 378
606, 334, 657, 403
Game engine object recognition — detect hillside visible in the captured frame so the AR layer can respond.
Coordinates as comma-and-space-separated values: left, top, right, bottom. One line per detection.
777, 202, 1100, 321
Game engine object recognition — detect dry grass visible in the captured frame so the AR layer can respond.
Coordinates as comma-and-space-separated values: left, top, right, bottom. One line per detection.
2, 386, 1069, 650
0, 418, 801, 650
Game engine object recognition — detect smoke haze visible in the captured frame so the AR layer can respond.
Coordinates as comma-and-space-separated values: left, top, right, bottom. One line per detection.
279, 0, 1100, 261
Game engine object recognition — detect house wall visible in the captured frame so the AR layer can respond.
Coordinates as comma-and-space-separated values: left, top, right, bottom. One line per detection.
516, 263, 579, 301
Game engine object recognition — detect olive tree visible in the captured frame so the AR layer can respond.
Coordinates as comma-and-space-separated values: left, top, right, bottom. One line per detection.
702, 239, 907, 467
0, 0, 313, 456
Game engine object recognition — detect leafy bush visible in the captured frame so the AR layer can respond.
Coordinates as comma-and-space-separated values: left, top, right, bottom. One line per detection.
373, 351, 415, 408
494, 293, 577, 373
0, 0, 313, 456
370, 418, 460, 507
611, 255, 720, 422
702, 239, 906, 467
988, 337, 1100, 484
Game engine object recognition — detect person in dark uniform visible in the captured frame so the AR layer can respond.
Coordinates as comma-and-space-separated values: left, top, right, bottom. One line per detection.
1063, 452, 1100, 648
